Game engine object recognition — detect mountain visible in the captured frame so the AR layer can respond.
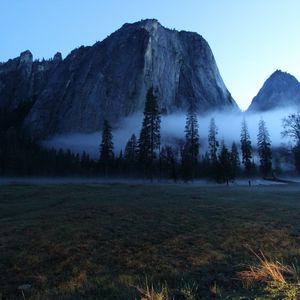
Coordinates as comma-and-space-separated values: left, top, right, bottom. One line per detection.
0, 51, 62, 132
247, 70, 300, 112
0, 19, 238, 139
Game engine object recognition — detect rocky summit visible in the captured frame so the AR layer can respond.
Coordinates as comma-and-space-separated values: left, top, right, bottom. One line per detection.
0, 19, 238, 139
247, 70, 300, 112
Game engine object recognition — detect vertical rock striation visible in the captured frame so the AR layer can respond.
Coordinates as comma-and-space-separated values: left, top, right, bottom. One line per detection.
0, 19, 238, 139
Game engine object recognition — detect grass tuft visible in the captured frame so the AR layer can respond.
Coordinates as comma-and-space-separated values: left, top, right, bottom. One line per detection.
136, 278, 170, 300
238, 249, 293, 286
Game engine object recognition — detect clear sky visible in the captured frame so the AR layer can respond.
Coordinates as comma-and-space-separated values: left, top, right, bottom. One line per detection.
1, 0, 300, 110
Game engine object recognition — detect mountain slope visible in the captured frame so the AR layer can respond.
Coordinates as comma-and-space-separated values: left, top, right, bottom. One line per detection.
247, 70, 300, 112
0, 19, 238, 139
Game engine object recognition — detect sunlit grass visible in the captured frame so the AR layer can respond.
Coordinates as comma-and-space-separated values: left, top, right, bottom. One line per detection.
238, 250, 293, 286
238, 249, 300, 299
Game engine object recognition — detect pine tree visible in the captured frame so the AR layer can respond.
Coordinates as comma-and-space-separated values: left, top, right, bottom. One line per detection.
99, 119, 114, 175
138, 87, 161, 174
124, 134, 137, 163
181, 103, 199, 180
207, 117, 219, 179
240, 118, 253, 174
230, 141, 240, 177
217, 141, 232, 185
124, 133, 138, 176
183, 104, 200, 163
257, 118, 272, 177
208, 118, 219, 164
160, 146, 178, 181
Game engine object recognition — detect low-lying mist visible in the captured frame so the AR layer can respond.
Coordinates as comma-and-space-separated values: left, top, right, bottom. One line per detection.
42, 108, 297, 159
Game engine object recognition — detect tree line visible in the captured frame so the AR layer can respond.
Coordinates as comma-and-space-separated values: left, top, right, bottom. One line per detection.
1, 87, 300, 181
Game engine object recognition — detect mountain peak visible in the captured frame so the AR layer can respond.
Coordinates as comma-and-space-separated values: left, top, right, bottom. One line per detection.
247, 70, 300, 112
121, 19, 162, 33
53, 52, 62, 62
19, 50, 33, 64
268, 69, 298, 82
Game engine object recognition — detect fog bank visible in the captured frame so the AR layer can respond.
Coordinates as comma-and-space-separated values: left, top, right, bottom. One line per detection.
42, 108, 297, 158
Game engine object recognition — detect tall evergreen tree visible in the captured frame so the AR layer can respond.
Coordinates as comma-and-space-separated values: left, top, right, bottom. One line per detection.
257, 118, 272, 177
99, 119, 114, 174
160, 146, 178, 182
217, 141, 232, 185
230, 142, 240, 178
138, 87, 161, 174
183, 104, 200, 163
240, 118, 253, 174
208, 118, 219, 164
181, 103, 199, 180
207, 117, 219, 179
124, 133, 138, 176
124, 134, 137, 163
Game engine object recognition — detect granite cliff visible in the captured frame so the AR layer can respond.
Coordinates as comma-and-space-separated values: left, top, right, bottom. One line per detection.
0, 19, 238, 139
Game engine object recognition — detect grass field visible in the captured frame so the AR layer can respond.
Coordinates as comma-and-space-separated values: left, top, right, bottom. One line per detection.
1, 182, 300, 299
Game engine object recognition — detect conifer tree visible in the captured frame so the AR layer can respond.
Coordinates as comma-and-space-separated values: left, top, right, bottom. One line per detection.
138, 87, 161, 174
181, 103, 199, 180
160, 146, 178, 181
257, 118, 272, 177
124, 134, 137, 163
183, 104, 200, 163
207, 117, 219, 179
217, 141, 232, 185
124, 133, 138, 176
208, 118, 219, 164
240, 118, 253, 174
99, 119, 114, 174
230, 142, 240, 178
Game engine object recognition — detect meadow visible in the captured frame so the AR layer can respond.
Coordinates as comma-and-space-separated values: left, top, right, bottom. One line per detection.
1, 182, 300, 299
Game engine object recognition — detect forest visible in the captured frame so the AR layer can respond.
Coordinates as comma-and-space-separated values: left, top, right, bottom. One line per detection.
1, 87, 300, 182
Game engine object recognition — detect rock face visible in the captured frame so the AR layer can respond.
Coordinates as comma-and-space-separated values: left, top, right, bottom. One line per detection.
247, 70, 300, 112
0, 19, 238, 139
0, 50, 61, 131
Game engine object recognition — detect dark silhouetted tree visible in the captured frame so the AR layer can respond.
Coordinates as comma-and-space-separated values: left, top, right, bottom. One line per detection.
240, 118, 253, 175
257, 118, 272, 177
124, 134, 137, 163
138, 87, 161, 177
160, 146, 178, 182
207, 117, 219, 179
208, 118, 219, 163
230, 142, 240, 178
217, 141, 232, 185
99, 119, 114, 175
124, 134, 138, 176
181, 104, 199, 181
282, 113, 300, 173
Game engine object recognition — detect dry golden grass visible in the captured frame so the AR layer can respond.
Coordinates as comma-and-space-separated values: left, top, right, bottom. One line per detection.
238, 249, 293, 287
136, 278, 170, 300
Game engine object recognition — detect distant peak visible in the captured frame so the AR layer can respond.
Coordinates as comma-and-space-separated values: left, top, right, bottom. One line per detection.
53, 52, 62, 62
122, 19, 162, 32
267, 69, 299, 84
19, 50, 33, 64
138, 18, 160, 26
271, 69, 288, 77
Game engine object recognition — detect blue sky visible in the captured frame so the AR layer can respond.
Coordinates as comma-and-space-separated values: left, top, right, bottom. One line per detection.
1, 1, 300, 110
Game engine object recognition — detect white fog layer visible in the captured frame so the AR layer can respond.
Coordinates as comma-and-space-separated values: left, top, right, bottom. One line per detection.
42, 108, 298, 158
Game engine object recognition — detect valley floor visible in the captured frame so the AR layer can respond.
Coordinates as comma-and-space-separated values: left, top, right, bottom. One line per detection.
1, 183, 300, 299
